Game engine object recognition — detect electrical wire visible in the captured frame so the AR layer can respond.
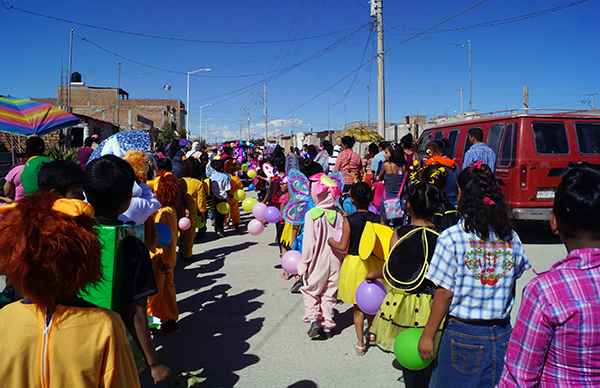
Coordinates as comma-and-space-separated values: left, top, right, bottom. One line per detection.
2, 2, 368, 45
355, 0, 369, 12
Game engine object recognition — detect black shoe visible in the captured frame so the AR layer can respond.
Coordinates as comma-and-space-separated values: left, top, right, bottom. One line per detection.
150, 327, 159, 338
324, 330, 333, 339
290, 279, 303, 294
216, 231, 225, 238
307, 321, 320, 339
161, 320, 180, 333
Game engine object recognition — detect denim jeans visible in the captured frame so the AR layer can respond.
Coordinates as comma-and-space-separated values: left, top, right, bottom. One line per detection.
214, 199, 226, 233
429, 317, 512, 388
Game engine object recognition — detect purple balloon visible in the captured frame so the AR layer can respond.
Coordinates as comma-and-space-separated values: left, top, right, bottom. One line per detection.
355, 280, 387, 315
281, 250, 302, 274
264, 206, 282, 223
252, 202, 267, 221
368, 204, 379, 215
247, 219, 265, 236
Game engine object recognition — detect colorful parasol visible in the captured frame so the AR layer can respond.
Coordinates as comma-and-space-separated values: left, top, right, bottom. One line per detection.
165, 138, 192, 150
87, 130, 150, 164
0, 96, 80, 136
342, 128, 383, 143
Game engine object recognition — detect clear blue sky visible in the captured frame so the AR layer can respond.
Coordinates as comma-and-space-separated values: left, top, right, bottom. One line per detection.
2, 0, 598, 141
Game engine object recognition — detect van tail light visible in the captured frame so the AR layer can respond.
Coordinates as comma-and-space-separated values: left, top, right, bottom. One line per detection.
520, 165, 527, 188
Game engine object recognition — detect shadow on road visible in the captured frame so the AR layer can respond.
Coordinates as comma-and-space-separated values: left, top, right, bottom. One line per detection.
514, 221, 562, 245
140, 241, 264, 387
287, 380, 318, 388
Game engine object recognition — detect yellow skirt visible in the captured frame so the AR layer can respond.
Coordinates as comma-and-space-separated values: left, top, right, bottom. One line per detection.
369, 288, 443, 353
280, 222, 294, 248
337, 254, 385, 305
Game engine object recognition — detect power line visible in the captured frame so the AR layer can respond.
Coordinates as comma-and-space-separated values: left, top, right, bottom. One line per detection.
2, 2, 368, 45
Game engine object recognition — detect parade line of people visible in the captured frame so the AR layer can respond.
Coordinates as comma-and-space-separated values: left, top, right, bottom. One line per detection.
1, 133, 600, 387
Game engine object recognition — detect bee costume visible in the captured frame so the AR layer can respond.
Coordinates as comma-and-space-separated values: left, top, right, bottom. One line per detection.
370, 224, 445, 352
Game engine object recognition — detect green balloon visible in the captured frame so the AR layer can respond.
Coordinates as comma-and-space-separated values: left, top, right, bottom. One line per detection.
196, 217, 206, 229
241, 164, 248, 171
393, 328, 433, 371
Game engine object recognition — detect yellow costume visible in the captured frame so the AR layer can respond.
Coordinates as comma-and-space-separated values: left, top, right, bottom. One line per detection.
224, 174, 242, 226
147, 207, 179, 322
0, 301, 140, 388
338, 213, 393, 304
203, 178, 215, 210
178, 177, 207, 259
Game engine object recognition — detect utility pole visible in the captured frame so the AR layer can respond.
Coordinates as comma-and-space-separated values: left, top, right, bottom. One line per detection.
583, 93, 597, 109
239, 119, 242, 141
252, 84, 268, 146
373, 0, 385, 137
67, 29, 74, 113
468, 40, 472, 112
328, 98, 330, 132
523, 86, 529, 114
344, 91, 347, 126
367, 85, 371, 126
117, 62, 121, 130
456, 88, 463, 114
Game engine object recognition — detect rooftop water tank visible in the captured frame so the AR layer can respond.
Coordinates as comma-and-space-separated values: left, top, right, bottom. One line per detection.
71, 72, 81, 83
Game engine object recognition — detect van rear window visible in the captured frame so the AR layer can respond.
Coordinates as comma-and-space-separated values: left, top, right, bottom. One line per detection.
575, 122, 600, 154
498, 123, 517, 168
417, 131, 433, 155
532, 122, 569, 155
486, 123, 504, 166
447, 129, 459, 159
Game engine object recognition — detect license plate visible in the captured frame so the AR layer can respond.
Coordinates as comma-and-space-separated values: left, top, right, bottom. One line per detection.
536, 188, 555, 200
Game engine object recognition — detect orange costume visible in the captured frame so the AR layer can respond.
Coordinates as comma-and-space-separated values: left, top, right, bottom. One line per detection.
178, 177, 207, 259
225, 174, 243, 226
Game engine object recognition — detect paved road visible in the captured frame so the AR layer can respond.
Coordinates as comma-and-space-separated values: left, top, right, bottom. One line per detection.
137, 193, 567, 388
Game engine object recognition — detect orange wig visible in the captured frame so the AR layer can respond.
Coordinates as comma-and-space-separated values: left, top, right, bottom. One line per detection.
155, 171, 180, 208
123, 150, 148, 183
0, 193, 101, 315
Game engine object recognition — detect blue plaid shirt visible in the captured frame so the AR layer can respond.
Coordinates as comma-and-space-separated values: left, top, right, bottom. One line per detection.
462, 142, 497, 172
426, 221, 531, 320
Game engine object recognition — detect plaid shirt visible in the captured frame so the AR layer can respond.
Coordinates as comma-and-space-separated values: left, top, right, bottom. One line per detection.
426, 220, 530, 320
462, 142, 497, 172
498, 248, 600, 388
333, 149, 363, 185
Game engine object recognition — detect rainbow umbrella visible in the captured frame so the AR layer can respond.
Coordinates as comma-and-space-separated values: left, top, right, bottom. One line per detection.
0, 96, 80, 136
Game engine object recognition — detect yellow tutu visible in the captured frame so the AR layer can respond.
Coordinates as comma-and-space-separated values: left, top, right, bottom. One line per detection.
337, 254, 385, 304
369, 288, 443, 352
280, 222, 294, 248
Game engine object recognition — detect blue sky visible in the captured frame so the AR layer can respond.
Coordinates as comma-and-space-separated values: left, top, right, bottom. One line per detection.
2, 0, 598, 141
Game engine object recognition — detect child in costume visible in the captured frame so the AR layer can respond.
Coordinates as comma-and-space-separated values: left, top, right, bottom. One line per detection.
367, 182, 443, 387
499, 163, 600, 387
83, 155, 171, 384
329, 182, 390, 355
297, 173, 344, 339
178, 158, 207, 261
209, 159, 231, 238
418, 162, 531, 388
224, 159, 242, 232
421, 163, 460, 231
0, 193, 141, 388
147, 170, 181, 333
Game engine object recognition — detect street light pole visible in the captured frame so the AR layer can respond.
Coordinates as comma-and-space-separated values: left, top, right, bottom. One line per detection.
205, 118, 214, 145
199, 103, 212, 141
186, 68, 211, 136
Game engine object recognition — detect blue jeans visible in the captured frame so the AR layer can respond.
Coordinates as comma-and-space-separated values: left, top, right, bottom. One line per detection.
429, 317, 512, 388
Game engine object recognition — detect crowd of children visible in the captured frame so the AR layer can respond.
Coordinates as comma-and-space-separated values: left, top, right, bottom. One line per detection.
1, 134, 600, 387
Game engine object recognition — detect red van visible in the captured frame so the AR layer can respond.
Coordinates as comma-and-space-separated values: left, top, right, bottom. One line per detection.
416, 110, 600, 221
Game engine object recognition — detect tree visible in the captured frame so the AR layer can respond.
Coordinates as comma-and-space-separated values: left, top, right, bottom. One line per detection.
178, 126, 187, 140
159, 121, 177, 146
251, 138, 265, 147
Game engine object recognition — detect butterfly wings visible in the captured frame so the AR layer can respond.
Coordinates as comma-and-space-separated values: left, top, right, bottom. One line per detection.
283, 169, 345, 225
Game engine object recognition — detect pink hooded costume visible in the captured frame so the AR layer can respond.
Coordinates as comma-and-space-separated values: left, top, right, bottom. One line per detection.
298, 174, 344, 330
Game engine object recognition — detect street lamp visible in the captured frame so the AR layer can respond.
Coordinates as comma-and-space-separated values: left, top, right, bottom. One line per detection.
186, 68, 211, 137
199, 103, 213, 141
205, 118, 214, 144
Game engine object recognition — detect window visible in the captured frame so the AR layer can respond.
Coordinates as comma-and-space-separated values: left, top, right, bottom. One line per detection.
498, 123, 517, 168
486, 123, 504, 166
417, 131, 433, 156
575, 122, 600, 154
433, 130, 444, 140
447, 129, 459, 158
463, 126, 481, 155
532, 122, 569, 155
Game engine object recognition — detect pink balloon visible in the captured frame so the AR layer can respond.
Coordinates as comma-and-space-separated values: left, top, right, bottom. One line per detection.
178, 217, 191, 231
263, 206, 281, 223
252, 202, 267, 221
355, 280, 387, 315
247, 219, 265, 236
281, 250, 302, 275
